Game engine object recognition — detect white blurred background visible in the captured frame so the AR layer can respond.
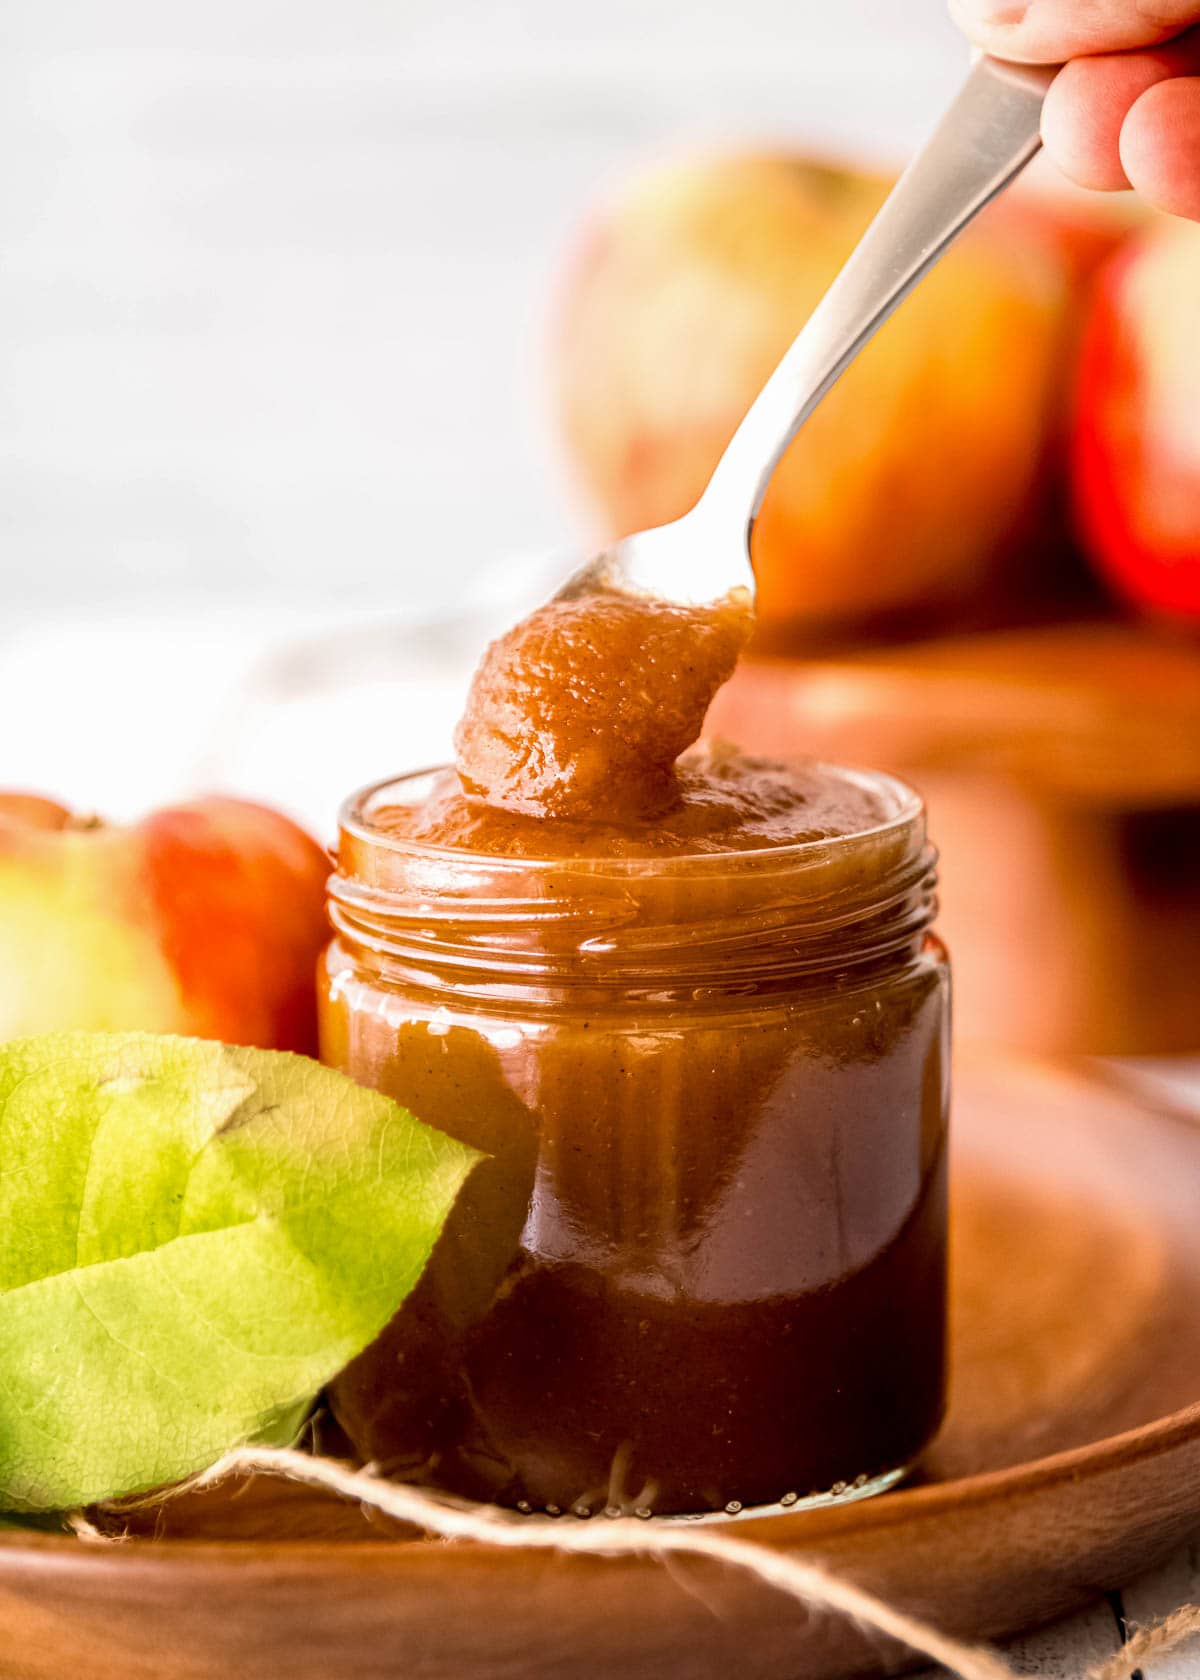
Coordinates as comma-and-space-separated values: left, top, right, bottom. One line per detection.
0, 0, 973, 825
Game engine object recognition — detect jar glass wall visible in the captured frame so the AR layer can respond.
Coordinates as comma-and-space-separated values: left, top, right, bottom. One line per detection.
320, 765, 950, 1518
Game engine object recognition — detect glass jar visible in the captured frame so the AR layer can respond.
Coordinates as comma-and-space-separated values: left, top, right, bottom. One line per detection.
320, 764, 949, 1518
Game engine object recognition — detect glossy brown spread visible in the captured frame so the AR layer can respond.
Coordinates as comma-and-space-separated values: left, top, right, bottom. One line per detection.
380, 741, 894, 858
454, 584, 754, 822
324, 576, 948, 1515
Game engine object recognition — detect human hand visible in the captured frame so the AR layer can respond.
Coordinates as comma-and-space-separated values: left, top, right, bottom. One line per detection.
949, 1, 1200, 219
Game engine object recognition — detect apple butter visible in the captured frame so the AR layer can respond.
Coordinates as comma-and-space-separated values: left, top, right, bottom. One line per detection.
321, 583, 949, 1516
454, 584, 754, 821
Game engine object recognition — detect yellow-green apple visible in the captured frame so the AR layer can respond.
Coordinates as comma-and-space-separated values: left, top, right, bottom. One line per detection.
0, 793, 330, 1051
553, 154, 1081, 642
1072, 217, 1200, 622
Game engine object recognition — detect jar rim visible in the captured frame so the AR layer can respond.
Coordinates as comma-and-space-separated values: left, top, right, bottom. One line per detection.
339, 762, 925, 880
331, 762, 936, 992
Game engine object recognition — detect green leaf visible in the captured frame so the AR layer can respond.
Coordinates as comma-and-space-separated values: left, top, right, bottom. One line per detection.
0, 1031, 480, 1512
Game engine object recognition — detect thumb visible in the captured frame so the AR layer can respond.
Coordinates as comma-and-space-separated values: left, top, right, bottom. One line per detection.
948, 0, 1200, 62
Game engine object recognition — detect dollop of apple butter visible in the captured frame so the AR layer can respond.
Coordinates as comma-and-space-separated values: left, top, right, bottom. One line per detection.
453, 584, 754, 821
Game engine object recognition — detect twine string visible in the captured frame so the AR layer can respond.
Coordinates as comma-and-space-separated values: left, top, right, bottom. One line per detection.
163, 1447, 1200, 1680
1090, 1604, 1200, 1680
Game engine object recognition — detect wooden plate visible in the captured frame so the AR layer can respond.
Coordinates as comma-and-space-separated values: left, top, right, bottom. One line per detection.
3, 1054, 1200, 1680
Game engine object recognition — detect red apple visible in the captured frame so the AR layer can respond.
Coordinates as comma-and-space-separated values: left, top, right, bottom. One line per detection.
1072, 217, 1200, 622
0, 793, 331, 1051
553, 154, 1082, 641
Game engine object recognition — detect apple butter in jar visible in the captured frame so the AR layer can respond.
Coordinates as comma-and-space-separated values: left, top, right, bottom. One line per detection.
320, 583, 949, 1517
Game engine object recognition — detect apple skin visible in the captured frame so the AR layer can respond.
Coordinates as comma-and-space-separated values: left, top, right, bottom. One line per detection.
553, 155, 1080, 641
1072, 218, 1200, 622
0, 794, 331, 1052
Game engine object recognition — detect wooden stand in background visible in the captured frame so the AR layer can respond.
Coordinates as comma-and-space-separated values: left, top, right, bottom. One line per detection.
709, 621, 1200, 1054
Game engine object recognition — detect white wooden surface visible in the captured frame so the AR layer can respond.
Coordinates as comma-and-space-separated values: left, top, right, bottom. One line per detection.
909, 1549, 1200, 1680
998, 1601, 1123, 1678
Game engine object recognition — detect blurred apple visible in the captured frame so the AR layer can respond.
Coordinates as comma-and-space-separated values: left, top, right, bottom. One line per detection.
0, 793, 330, 1051
553, 155, 1081, 641
1072, 218, 1200, 623
1014, 169, 1148, 294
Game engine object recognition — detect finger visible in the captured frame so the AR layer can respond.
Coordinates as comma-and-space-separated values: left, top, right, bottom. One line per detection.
948, 0, 1200, 63
1120, 75, 1200, 219
1041, 29, 1200, 190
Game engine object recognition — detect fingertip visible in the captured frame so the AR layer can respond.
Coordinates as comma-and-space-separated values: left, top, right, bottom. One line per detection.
1120, 77, 1200, 222
1041, 59, 1136, 191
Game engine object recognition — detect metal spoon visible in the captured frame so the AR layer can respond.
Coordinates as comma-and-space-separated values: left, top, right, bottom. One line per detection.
560, 54, 1057, 609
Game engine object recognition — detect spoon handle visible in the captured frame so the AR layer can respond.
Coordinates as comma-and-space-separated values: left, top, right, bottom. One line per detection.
699, 55, 1058, 542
